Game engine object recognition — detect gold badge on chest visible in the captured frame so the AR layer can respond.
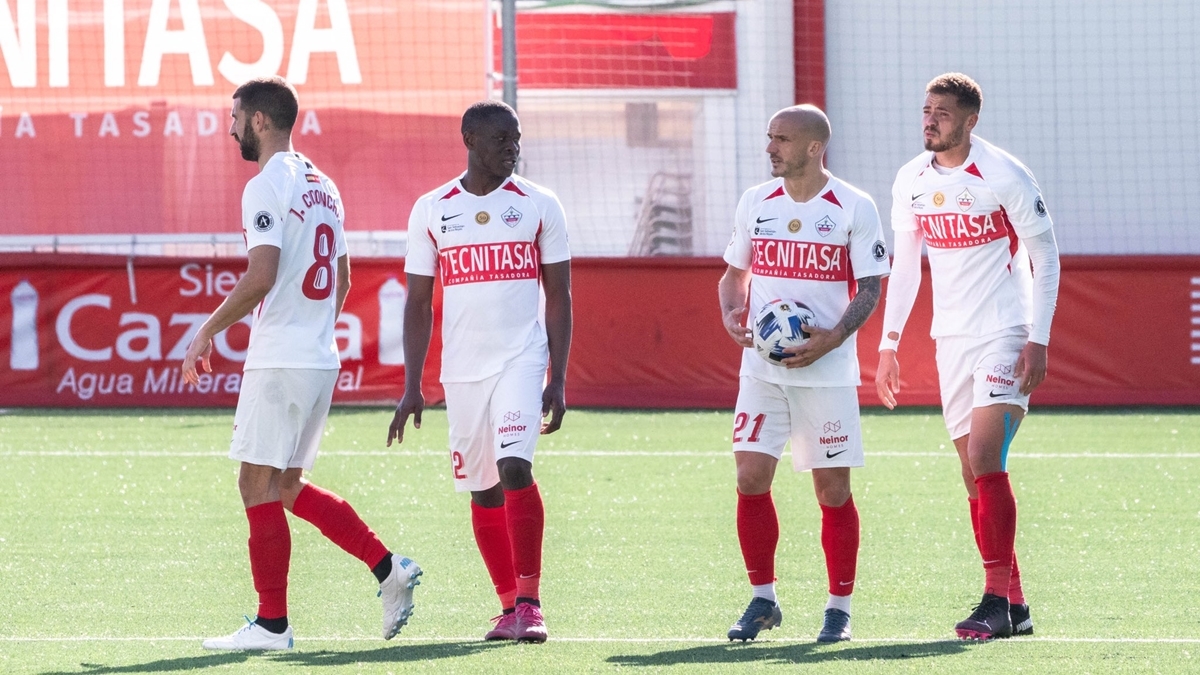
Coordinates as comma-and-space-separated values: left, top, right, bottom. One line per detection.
932, 192, 945, 207
475, 211, 490, 225
788, 219, 802, 233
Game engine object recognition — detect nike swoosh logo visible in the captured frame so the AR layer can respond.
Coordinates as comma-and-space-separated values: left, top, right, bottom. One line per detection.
500, 440, 520, 449
441, 213, 462, 221
988, 391, 1007, 398
825, 449, 848, 459
755, 216, 777, 223
911, 193, 925, 202
983, 559, 1001, 565
838, 581, 854, 586
518, 573, 538, 579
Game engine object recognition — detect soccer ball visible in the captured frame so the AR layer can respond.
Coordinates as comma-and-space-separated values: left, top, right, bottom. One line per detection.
752, 299, 817, 364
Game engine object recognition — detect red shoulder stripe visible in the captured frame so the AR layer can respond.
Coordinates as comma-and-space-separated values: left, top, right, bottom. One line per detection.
439, 186, 461, 201
965, 163, 984, 179
763, 186, 785, 200
820, 190, 842, 208
502, 181, 528, 197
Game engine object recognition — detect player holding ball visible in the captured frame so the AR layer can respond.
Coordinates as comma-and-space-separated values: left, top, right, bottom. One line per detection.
718, 105, 890, 643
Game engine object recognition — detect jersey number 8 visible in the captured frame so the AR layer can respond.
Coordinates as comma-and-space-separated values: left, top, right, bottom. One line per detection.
302, 223, 336, 300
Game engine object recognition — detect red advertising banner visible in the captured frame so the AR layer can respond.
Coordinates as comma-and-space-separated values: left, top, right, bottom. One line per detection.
500, 12, 738, 90
3, 255, 1198, 409
1, 2, 751, 243
0, 253, 434, 407
0, 1, 485, 238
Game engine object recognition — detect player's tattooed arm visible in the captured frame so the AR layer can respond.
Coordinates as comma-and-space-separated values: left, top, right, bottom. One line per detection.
836, 275, 882, 337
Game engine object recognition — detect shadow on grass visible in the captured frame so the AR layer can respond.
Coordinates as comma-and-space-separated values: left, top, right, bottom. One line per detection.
41, 641, 500, 674
608, 639, 974, 667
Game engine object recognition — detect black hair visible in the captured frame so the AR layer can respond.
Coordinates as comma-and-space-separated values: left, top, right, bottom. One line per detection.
232, 76, 300, 131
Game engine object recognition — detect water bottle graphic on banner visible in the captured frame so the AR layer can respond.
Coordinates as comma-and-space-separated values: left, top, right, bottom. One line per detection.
378, 278, 407, 365
10, 280, 38, 371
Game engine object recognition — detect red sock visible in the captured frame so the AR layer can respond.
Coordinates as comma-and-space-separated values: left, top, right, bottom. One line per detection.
291, 484, 389, 569
472, 502, 518, 609
970, 497, 1025, 604
820, 496, 860, 596
975, 472, 1017, 598
968, 497, 983, 554
246, 501, 290, 619
736, 490, 778, 586
1009, 555, 1026, 605
504, 483, 544, 600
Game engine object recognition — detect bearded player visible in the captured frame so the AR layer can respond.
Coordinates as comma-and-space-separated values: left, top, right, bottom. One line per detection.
183, 76, 421, 651
876, 72, 1061, 640
719, 105, 889, 643
388, 100, 572, 643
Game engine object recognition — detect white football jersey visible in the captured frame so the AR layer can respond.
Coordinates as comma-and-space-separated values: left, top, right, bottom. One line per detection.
725, 175, 891, 387
405, 173, 571, 383
241, 151, 347, 371
892, 136, 1053, 338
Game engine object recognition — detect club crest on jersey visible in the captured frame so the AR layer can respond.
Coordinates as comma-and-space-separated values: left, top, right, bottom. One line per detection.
788, 219, 802, 233
957, 189, 975, 211
253, 211, 273, 232
475, 211, 490, 225
815, 216, 836, 236
502, 206, 522, 227
932, 192, 945, 207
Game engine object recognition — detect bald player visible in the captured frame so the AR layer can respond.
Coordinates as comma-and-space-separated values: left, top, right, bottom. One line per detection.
719, 105, 890, 643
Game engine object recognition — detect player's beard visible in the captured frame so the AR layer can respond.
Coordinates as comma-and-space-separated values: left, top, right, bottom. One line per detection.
771, 153, 807, 178
238, 120, 261, 162
924, 122, 967, 153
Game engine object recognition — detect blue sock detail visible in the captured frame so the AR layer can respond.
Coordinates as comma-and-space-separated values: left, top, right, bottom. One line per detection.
1000, 412, 1020, 471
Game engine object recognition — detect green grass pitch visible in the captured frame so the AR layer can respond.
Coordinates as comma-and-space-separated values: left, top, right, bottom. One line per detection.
1, 407, 1198, 674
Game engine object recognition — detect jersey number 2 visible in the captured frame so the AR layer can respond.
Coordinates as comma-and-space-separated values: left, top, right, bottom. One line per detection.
451, 451, 467, 480
302, 223, 336, 300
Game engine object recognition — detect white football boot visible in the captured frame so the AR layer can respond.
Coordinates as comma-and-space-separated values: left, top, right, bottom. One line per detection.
202, 617, 293, 651
379, 555, 423, 639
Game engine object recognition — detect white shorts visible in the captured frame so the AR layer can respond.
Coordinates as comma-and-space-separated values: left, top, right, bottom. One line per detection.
442, 348, 547, 492
229, 368, 338, 471
935, 326, 1031, 440
732, 376, 864, 472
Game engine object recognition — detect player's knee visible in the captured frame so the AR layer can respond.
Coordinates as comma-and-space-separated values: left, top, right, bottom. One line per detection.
496, 457, 533, 490
812, 469, 851, 506
814, 483, 851, 507
236, 472, 274, 507
735, 465, 773, 495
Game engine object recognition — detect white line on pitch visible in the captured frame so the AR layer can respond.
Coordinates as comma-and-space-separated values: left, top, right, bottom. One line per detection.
3, 635, 1200, 644
3, 450, 1200, 460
